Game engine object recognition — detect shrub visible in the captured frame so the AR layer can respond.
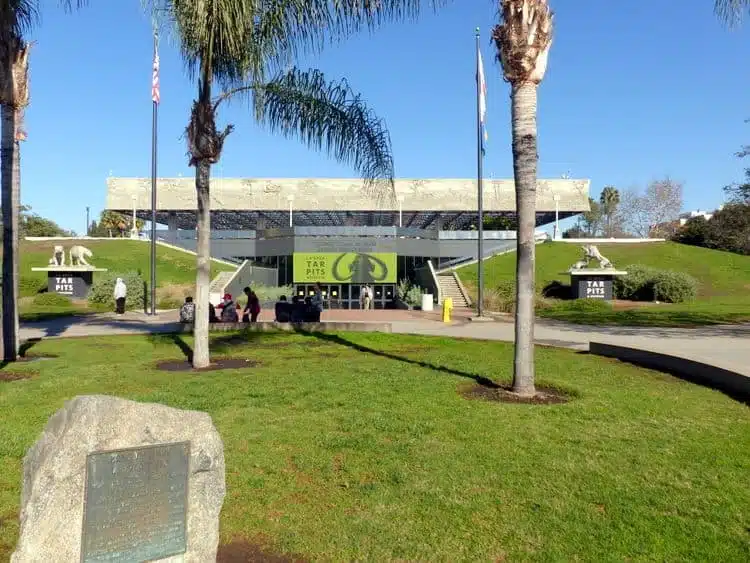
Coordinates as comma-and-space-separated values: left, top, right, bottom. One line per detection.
19, 275, 47, 297
397, 279, 410, 301
559, 298, 612, 312
88, 272, 147, 311
406, 285, 424, 307
652, 271, 698, 303
495, 279, 516, 302
31, 292, 72, 307
614, 264, 658, 301
614, 264, 698, 303
541, 280, 571, 299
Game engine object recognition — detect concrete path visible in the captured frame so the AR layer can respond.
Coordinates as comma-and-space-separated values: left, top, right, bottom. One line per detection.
18, 310, 750, 377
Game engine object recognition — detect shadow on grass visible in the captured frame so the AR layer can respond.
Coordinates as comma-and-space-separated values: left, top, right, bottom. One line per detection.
149, 330, 273, 364
576, 350, 750, 406
300, 330, 500, 388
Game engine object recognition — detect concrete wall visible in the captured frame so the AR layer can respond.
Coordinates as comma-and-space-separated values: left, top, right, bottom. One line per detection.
589, 342, 749, 402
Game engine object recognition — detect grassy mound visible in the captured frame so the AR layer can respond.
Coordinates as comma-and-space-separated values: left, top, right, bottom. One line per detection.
1, 332, 747, 561
0, 239, 237, 320
459, 242, 750, 326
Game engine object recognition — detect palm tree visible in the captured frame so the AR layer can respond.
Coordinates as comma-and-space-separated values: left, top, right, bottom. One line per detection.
0, 1, 87, 362
492, 0, 553, 397
715, 0, 750, 25
600, 185, 620, 237
153, 0, 446, 368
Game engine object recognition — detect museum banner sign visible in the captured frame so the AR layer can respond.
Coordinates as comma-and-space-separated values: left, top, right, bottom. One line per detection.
293, 252, 397, 284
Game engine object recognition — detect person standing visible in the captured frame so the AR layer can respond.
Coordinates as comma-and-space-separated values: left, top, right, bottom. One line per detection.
113, 278, 127, 314
310, 283, 324, 322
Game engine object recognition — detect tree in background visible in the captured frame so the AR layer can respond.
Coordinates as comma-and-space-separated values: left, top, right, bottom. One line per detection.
492, 0, 553, 398
151, 0, 448, 369
599, 185, 621, 237
20, 205, 73, 237
98, 210, 128, 237
579, 197, 602, 236
619, 178, 683, 238
0, 1, 88, 361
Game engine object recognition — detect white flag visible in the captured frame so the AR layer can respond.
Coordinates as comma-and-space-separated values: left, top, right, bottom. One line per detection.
477, 46, 488, 145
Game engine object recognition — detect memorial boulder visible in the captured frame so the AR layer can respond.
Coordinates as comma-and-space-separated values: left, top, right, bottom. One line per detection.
11, 395, 226, 563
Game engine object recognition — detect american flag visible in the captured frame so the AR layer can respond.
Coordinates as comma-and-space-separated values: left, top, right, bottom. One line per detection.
151, 42, 160, 105
477, 45, 488, 150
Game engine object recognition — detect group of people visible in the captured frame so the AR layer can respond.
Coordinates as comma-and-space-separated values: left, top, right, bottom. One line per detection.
178, 283, 326, 324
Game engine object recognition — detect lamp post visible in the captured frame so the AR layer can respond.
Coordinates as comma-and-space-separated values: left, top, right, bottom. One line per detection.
85, 206, 90, 237
553, 193, 561, 240
287, 194, 295, 227
131, 196, 139, 239
397, 194, 405, 228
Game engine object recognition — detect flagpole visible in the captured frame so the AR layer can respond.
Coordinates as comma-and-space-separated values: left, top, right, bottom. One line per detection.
150, 31, 158, 316
475, 28, 484, 317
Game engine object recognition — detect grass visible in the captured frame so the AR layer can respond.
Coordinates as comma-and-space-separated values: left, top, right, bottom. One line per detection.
460, 242, 750, 326
1, 331, 748, 561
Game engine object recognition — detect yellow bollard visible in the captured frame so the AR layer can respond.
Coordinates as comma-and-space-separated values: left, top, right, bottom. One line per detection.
442, 297, 453, 323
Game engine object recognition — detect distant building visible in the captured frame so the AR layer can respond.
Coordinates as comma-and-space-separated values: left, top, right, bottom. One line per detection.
678, 207, 722, 226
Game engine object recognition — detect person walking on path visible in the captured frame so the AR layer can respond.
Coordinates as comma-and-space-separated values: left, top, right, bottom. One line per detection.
113, 278, 127, 315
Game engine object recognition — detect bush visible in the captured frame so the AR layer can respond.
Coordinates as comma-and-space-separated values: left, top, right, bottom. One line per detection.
495, 280, 516, 302
614, 264, 698, 303
397, 279, 411, 302
31, 292, 72, 307
556, 298, 612, 313
652, 271, 698, 303
614, 264, 658, 301
405, 285, 423, 307
88, 272, 147, 311
19, 275, 47, 297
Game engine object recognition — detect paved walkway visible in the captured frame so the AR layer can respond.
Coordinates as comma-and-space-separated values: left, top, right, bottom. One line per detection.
18, 309, 750, 376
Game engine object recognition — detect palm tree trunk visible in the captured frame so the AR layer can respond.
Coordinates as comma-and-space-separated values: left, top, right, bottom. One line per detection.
1, 103, 20, 362
192, 157, 211, 368
511, 82, 538, 397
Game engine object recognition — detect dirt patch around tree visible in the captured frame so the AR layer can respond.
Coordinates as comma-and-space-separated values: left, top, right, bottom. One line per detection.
459, 381, 573, 405
155, 358, 261, 373
217, 538, 307, 563
0, 370, 36, 382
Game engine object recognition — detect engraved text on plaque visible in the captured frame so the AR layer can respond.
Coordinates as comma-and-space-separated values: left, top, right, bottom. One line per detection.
80, 441, 190, 562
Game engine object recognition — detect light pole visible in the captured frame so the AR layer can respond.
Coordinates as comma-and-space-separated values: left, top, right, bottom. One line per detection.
131, 196, 139, 239
85, 206, 90, 237
397, 194, 405, 227
553, 193, 561, 240
287, 194, 294, 227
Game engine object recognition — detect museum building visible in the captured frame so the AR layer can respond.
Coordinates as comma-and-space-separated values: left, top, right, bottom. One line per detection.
106, 176, 590, 308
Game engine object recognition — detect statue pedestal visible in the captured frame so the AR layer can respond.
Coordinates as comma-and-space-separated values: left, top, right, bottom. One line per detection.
565, 269, 628, 301
31, 266, 108, 299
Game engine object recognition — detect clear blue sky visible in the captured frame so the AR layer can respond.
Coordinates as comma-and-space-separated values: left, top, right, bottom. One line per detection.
22, 1, 750, 233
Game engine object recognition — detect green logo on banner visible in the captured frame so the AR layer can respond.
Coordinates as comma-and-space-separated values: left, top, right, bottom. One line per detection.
293, 253, 396, 283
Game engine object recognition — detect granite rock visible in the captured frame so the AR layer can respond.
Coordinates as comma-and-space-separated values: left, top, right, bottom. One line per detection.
11, 395, 226, 562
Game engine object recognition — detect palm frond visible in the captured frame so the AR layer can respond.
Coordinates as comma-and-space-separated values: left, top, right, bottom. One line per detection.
253, 67, 395, 200
256, 0, 449, 65
715, 0, 750, 26
149, 1, 449, 87
0, 0, 38, 49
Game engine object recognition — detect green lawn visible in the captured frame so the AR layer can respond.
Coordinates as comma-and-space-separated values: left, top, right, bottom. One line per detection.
460, 242, 750, 326
1, 332, 748, 561
13, 239, 235, 297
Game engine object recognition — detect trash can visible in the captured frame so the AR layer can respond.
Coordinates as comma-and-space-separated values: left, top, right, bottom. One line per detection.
421, 293, 434, 312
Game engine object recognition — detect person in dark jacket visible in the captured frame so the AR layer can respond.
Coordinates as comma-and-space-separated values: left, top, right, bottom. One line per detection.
274, 295, 292, 322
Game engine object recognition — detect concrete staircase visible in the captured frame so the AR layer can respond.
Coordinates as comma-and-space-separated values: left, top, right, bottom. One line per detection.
437, 272, 471, 308
209, 271, 236, 304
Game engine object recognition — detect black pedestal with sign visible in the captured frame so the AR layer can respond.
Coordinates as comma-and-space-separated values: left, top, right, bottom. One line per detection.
568, 270, 627, 301
33, 267, 108, 300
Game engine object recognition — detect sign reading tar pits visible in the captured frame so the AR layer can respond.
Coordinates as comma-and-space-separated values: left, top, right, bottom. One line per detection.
293, 252, 397, 284
80, 441, 190, 563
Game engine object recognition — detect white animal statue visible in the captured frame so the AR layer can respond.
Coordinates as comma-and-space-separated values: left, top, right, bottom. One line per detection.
570, 260, 588, 270
582, 245, 613, 269
68, 245, 93, 267
50, 245, 65, 266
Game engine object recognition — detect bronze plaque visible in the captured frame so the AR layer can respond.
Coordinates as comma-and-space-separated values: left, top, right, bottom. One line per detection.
80, 441, 190, 563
